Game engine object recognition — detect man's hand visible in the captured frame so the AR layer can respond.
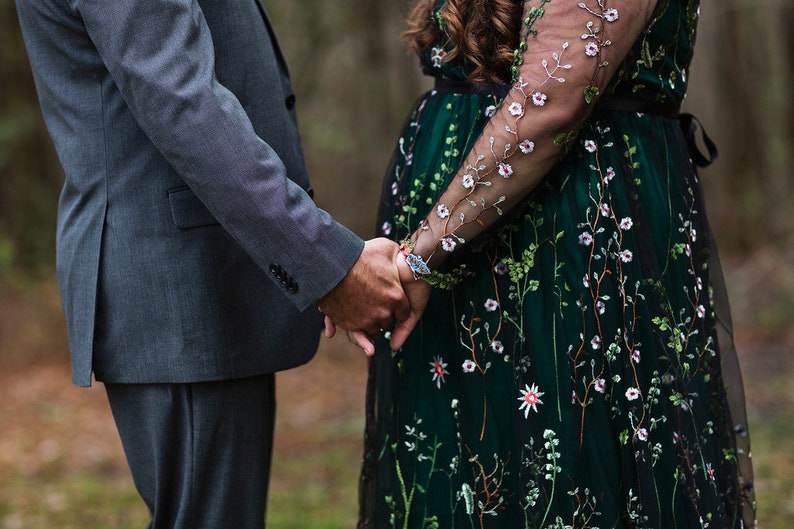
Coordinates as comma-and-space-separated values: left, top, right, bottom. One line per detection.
317, 238, 410, 337
333, 248, 431, 356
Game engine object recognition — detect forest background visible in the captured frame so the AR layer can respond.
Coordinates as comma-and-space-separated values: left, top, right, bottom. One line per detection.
0, 0, 792, 527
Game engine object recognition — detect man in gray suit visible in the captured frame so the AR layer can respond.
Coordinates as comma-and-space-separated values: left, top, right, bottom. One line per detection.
15, 0, 410, 527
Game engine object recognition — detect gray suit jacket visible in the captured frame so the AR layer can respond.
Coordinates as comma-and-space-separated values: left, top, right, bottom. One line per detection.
16, 0, 363, 386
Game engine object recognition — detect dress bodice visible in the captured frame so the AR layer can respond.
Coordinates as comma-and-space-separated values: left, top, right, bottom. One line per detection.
418, 0, 698, 106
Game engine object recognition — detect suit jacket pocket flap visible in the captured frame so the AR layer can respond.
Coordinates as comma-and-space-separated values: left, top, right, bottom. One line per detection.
167, 186, 220, 229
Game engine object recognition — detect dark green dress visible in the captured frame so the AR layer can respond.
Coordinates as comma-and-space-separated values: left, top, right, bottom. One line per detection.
360, 1, 756, 528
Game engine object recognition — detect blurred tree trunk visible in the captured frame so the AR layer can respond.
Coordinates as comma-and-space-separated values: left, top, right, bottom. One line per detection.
0, 0, 63, 274
267, 0, 426, 236
689, 0, 794, 256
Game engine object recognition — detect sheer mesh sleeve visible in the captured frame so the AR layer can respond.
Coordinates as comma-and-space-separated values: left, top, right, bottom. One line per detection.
409, 0, 658, 267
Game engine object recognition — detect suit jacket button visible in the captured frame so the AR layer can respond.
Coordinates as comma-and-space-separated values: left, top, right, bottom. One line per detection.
285, 94, 296, 109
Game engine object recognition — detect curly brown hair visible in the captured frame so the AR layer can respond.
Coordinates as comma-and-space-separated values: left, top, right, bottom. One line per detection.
403, 0, 522, 84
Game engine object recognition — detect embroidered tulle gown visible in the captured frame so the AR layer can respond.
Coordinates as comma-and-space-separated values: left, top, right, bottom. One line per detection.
359, 1, 756, 528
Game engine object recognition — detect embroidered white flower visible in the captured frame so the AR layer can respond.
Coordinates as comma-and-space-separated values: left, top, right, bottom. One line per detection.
696, 276, 703, 291
578, 232, 593, 246
436, 204, 450, 219
462, 359, 477, 373
594, 378, 607, 393
381, 222, 392, 236
619, 249, 634, 263
631, 349, 641, 363
591, 335, 602, 349
491, 340, 504, 353
625, 387, 641, 401
696, 305, 706, 319
636, 428, 648, 441
682, 69, 687, 83
405, 152, 414, 166
494, 262, 508, 275
605, 166, 616, 183
391, 181, 399, 195
672, 431, 680, 445
603, 8, 619, 22
484, 298, 499, 312
508, 101, 524, 116
430, 46, 446, 68
519, 139, 535, 154
585, 42, 599, 57
441, 237, 457, 252
518, 383, 545, 418
685, 244, 692, 257
584, 139, 597, 153
600, 203, 611, 218
461, 173, 475, 189
583, 274, 590, 288
619, 217, 633, 231
498, 162, 513, 178
531, 91, 547, 107
485, 105, 497, 117
429, 355, 449, 388
690, 228, 698, 242
596, 300, 606, 314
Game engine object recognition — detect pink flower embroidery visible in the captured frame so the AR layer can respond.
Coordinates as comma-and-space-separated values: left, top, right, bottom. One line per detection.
603, 8, 619, 22
508, 101, 524, 116
531, 92, 547, 107
636, 428, 648, 441
518, 383, 545, 418
519, 139, 535, 154
436, 204, 450, 219
429, 355, 449, 388
585, 42, 599, 57
498, 162, 513, 178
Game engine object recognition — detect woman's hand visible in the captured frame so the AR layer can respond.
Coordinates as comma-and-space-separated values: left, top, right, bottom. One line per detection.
388, 251, 431, 351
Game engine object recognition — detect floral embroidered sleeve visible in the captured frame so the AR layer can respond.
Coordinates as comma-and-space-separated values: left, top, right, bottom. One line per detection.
408, 0, 658, 268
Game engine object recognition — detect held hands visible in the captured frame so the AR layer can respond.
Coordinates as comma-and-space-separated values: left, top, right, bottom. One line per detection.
322, 241, 431, 356
317, 238, 410, 339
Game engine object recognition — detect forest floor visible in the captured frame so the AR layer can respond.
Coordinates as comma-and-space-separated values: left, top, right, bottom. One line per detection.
0, 248, 792, 528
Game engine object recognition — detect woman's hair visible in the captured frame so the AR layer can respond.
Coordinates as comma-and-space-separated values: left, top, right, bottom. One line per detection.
403, 0, 522, 84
